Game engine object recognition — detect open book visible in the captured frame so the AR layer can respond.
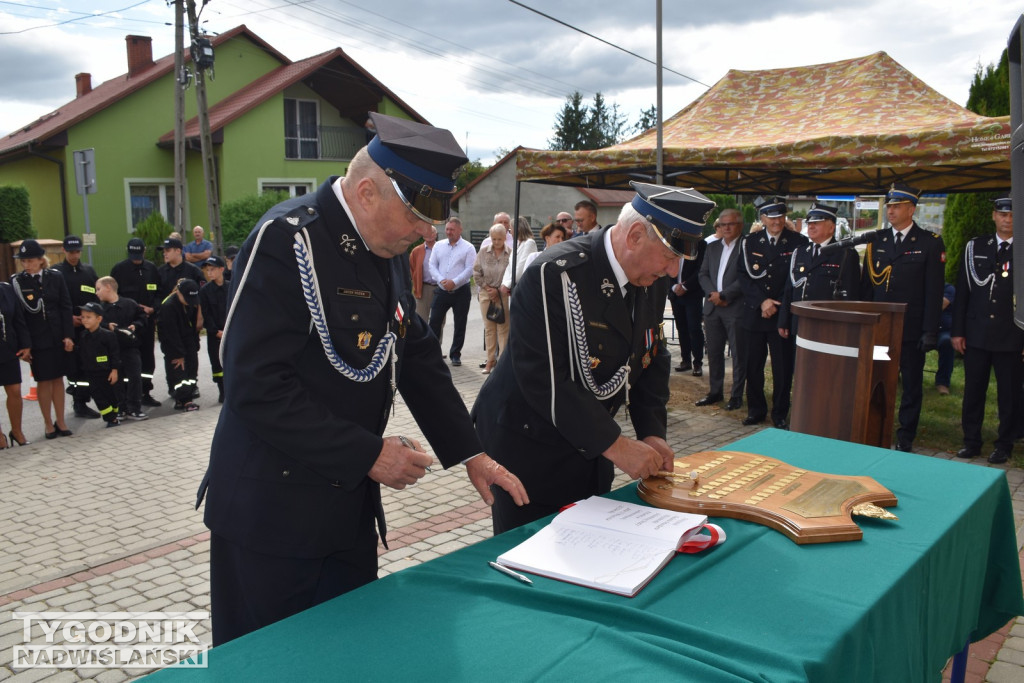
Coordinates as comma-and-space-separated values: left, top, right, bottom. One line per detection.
496, 496, 708, 597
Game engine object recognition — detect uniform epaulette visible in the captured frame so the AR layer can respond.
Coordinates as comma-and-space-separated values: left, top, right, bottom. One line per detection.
272, 205, 319, 234
543, 248, 589, 271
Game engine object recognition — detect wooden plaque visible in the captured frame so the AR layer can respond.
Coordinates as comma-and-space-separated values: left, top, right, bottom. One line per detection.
637, 450, 898, 544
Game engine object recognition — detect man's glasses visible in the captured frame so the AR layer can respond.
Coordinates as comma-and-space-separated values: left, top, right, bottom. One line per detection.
557, 218, 574, 224
718, 221, 743, 228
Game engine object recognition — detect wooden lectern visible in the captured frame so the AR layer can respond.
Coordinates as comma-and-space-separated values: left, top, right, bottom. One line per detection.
789, 301, 906, 448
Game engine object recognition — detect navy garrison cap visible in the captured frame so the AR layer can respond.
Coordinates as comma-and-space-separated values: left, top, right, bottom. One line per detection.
756, 196, 788, 217
806, 203, 839, 223
63, 235, 83, 251
366, 112, 468, 225
15, 239, 45, 259
629, 181, 716, 259
80, 302, 104, 316
885, 182, 921, 206
993, 193, 1011, 212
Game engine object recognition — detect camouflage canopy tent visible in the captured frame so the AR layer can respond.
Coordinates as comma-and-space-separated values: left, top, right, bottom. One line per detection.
516, 52, 1011, 195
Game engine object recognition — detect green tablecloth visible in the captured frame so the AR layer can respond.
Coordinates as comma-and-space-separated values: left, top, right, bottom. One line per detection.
152, 430, 1024, 682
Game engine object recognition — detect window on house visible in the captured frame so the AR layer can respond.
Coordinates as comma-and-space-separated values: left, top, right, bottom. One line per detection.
260, 180, 314, 197
128, 182, 175, 229
284, 99, 319, 159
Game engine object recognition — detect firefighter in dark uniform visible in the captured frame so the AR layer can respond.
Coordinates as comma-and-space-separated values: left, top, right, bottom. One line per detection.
11, 239, 75, 439
111, 237, 163, 407
198, 256, 228, 403
738, 197, 808, 429
158, 278, 201, 411
76, 302, 121, 427
96, 276, 148, 420
53, 235, 101, 419
195, 113, 527, 646
157, 238, 204, 397
777, 202, 861, 335
472, 182, 716, 533
860, 183, 945, 451
952, 194, 1022, 464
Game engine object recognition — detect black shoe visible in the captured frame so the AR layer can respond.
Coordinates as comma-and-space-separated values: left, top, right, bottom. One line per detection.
57, 428, 73, 437
451, 358, 462, 367
894, 441, 913, 452
9, 430, 28, 446
479, 362, 488, 368
742, 415, 765, 426
988, 449, 1010, 464
695, 393, 723, 407
73, 402, 101, 419
105, 420, 121, 428
192, 388, 201, 399
218, 386, 224, 404
141, 394, 162, 408
955, 447, 980, 459
692, 366, 703, 377
44, 430, 59, 440
773, 419, 788, 430
724, 398, 743, 411
675, 363, 692, 373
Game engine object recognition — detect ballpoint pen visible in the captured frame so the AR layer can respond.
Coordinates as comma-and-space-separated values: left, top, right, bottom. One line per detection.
399, 435, 431, 472
488, 561, 533, 585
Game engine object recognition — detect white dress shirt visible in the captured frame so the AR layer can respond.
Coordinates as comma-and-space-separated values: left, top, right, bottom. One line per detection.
428, 238, 476, 289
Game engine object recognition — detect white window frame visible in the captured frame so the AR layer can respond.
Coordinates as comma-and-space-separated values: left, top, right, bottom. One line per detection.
258, 178, 317, 197
124, 178, 177, 233
284, 98, 321, 160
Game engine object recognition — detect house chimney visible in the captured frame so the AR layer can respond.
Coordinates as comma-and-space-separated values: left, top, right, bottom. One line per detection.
75, 73, 92, 98
126, 35, 154, 77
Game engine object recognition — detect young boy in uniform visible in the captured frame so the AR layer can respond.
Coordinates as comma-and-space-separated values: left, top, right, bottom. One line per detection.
96, 276, 148, 420
159, 278, 201, 412
199, 256, 228, 403
77, 302, 121, 427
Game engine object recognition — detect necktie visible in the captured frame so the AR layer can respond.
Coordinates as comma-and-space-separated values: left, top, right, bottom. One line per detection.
623, 284, 635, 319
894, 232, 903, 248
34, 274, 42, 285
999, 241, 1010, 259
769, 236, 776, 247
812, 244, 820, 259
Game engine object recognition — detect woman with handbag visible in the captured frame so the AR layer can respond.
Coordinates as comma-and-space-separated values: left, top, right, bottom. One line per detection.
473, 224, 511, 374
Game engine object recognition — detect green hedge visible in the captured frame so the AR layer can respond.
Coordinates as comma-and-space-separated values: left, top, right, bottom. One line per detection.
221, 191, 290, 248
134, 212, 173, 263
0, 186, 36, 242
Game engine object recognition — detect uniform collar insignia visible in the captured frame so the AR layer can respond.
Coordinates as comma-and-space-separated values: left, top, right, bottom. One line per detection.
600, 278, 615, 298
339, 234, 359, 256
286, 216, 300, 226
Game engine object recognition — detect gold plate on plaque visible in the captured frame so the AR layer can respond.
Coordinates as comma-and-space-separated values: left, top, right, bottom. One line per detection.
637, 450, 898, 544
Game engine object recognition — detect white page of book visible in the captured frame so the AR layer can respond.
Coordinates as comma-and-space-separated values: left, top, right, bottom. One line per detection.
557, 496, 706, 544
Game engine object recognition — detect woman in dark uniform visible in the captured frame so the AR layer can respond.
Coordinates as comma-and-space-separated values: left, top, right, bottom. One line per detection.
0, 279, 32, 447
11, 239, 75, 439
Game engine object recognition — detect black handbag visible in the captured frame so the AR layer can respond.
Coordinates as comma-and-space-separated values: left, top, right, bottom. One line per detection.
485, 299, 505, 324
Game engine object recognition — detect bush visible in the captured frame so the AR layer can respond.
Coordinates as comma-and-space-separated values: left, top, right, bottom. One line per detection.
221, 191, 290, 247
704, 194, 737, 237
0, 186, 35, 242
942, 192, 997, 283
134, 212, 173, 263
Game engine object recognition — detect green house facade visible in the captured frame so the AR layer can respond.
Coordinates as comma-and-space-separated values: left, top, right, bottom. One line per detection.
0, 25, 427, 273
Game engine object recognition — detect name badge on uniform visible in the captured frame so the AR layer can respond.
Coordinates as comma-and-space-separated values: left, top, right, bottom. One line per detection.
96, 355, 108, 363
146, 284, 157, 291
81, 285, 96, 294
338, 288, 371, 299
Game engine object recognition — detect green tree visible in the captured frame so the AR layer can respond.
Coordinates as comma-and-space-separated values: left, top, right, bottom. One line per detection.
456, 159, 487, 191
633, 105, 658, 135
0, 186, 35, 242
942, 49, 1008, 281
704, 194, 737, 237
549, 91, 590, 151
220, 191, 290, 248
549, 91, 629, 151
133, 211, 173, 263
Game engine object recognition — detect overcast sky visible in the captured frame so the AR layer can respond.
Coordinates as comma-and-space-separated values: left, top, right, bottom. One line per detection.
0, 0, 1018, 164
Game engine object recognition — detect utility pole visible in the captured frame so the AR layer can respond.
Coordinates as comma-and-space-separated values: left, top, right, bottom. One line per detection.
172, 0, 187, 235
185, 0, 223, 256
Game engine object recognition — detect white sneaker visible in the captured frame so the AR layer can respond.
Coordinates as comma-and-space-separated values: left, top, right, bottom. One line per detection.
125, 411, 149, 421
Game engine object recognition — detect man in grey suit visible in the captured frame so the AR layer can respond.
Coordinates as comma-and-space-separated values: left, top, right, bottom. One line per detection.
696, 209, 746, 409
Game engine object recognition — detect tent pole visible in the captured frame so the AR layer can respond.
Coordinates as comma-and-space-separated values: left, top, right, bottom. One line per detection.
656, 0, 664, 184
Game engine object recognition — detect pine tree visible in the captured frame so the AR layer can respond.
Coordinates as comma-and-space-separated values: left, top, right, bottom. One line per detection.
633, 105, 658, 135
942, 49, 1009, 281
548, 92, 590, 151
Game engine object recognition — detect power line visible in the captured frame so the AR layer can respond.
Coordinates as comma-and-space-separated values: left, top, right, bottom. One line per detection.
507, 0, 711, 88
0, 0, 154, 35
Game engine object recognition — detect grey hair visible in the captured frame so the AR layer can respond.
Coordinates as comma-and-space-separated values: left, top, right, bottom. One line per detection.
617, 203, 660, 242
348, 146, 396, 200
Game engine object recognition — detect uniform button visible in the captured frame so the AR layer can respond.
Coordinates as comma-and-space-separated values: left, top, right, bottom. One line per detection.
990, 314, 996, 319
523, 424, 529, 430
282, 470, 290, 477
351, 314, 359, 321
307, 208, 315, 215
598, 344, 604, 350
578, 252, 585, 258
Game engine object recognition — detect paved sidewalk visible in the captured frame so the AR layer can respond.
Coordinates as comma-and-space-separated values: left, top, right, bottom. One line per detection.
1, 314, 1023, 682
